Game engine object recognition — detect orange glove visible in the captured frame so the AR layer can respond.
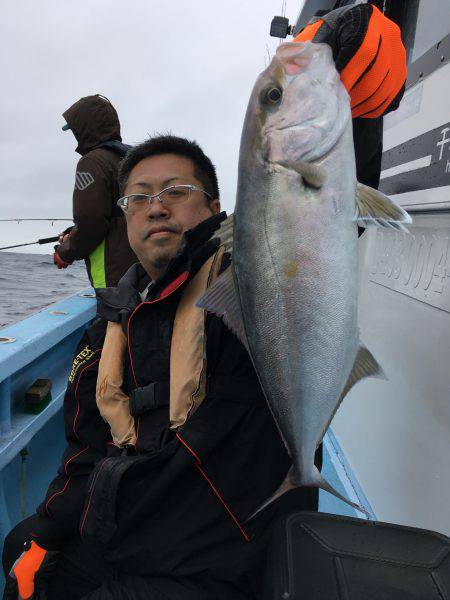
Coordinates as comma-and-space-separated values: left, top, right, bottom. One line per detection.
4, 540, 57, 599
294, 4, 406, 118
53, 250, 70, 269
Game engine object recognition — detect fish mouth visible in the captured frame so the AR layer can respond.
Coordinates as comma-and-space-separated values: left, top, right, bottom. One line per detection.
274, 116, 320, 132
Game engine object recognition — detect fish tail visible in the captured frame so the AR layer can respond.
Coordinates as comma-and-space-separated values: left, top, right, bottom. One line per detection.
247, 465, 370, 520
311, 466, 370, 518
247, 466, 297, 520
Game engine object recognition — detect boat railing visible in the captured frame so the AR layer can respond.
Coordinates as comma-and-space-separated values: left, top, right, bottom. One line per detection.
0, 290, 96, 559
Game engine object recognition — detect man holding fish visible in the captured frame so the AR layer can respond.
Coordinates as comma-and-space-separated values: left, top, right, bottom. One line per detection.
3, 4, 408, 599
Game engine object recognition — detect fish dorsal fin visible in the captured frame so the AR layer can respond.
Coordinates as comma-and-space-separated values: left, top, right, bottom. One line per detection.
212, 213, 234, 255
196, 266, 248, 350
340, 344, 385, 402
355, 183, 412, 231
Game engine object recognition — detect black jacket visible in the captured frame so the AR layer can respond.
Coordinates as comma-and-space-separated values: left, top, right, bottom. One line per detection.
353, 117, 384, 189
35, 213, 319, 591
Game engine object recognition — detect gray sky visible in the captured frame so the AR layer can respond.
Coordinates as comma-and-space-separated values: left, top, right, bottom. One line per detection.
1, 0, 304, 254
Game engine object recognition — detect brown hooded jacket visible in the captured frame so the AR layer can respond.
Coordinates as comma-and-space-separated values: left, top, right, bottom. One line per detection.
56, 95, 137, 287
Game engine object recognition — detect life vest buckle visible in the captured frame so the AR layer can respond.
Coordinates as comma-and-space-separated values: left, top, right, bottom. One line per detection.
129, 382, 169, 416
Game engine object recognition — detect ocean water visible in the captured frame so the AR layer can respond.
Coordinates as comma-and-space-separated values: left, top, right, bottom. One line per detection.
0, 252, 90, 328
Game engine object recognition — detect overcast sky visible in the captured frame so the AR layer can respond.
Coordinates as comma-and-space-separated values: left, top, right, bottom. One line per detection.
1, 0, 304, 254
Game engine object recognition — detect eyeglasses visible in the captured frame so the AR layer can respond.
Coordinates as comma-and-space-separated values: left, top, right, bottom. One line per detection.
117, 184, 212, 213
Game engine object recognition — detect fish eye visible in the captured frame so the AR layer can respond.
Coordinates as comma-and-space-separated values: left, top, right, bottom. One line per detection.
264, 86, 283, 105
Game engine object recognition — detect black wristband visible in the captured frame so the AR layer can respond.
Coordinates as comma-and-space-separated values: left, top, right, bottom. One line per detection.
334, 4, 373, 74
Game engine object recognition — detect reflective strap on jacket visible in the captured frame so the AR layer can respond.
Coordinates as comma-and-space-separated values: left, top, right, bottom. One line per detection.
89, 240, 106, 288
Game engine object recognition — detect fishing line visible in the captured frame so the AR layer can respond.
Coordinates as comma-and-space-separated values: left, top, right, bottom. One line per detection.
279, 0, 287, 44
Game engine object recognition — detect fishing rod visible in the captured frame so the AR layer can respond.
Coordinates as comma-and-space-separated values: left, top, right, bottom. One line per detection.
0, 218, 74, 250
0, 218, 72, 223
0, 236, 60, 251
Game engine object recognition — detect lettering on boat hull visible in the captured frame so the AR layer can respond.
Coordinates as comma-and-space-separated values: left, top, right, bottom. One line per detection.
369, 227, 450, 312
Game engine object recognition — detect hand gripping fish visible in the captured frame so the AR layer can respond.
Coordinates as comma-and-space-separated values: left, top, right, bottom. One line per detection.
198, 42, 411, 515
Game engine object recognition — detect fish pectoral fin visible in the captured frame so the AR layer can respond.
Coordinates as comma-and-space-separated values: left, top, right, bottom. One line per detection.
196, 266, 248, 351
280, 159, 326, 188
212, 213, 234, 255
340, 344, 385, 402
354, 183, 412, 231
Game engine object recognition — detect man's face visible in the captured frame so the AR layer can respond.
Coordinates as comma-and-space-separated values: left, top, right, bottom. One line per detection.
124, 153, 220, 278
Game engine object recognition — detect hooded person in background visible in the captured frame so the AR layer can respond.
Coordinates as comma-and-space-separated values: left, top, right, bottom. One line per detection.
54, 95, 137, 287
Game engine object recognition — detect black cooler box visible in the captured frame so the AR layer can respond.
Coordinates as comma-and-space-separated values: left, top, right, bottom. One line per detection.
263, 512, 450, 599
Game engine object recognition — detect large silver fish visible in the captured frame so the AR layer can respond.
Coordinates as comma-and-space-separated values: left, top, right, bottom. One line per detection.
199, 42, 410, 513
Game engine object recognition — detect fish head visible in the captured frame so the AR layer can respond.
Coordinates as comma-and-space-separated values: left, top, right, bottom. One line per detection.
241, 41, 351, 171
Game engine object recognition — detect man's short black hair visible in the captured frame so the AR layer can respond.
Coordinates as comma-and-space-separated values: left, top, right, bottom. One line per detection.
118, 135, 219, 201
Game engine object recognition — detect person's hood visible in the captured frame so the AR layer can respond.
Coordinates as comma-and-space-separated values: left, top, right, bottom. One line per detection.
62, 94, 122, 155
